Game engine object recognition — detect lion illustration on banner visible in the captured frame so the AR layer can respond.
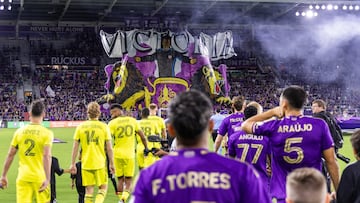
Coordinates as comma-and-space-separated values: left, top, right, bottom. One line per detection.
98, 30, 234, 109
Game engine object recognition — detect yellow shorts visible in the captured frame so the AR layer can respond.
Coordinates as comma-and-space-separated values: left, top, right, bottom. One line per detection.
16, 180, 50, 203
114, 157, 135, 177
144, 153, 160, 168
82, 167, 108, 186
136, 144, 145, 169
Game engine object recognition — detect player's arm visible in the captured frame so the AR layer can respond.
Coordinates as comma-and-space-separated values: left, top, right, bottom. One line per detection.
137, 129, 148, 150
1, 146, 17, 188
214, 134, 224, 153
70, 141, 80, 174
39, 144, 52, 192
242, 107, 283, 133
105, 140, 115, 175
323, 147, 340, 191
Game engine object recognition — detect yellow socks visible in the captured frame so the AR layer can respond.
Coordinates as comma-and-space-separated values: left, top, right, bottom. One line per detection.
84, 194, 93, 203
95, 189, 107, 203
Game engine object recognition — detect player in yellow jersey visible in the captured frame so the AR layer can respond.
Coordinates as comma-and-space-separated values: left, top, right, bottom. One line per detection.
108, 106, 148, 203
137, 108, 161, 169
149, 103, 167, 139
70, 102, 115, 203
1, 100, 53, 203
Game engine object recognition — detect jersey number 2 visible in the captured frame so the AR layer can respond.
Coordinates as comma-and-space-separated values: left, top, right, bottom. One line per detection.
24, 139, 35, 156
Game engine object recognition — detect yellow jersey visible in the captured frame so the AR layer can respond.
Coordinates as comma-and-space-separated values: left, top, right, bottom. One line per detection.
108, 116, 140, 159
73, 120, 111, 170
138, 118, 160, 149
148, 115, 165, 136
11, 123, 53, 182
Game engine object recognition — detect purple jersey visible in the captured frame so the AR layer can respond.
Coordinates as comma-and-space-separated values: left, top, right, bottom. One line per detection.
133, 148, 271, 203
217, 112, 244, 137
228, 130, 270, 186
253, 115, 334, 201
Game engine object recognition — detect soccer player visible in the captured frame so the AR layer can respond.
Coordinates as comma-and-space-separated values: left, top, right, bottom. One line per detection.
137, 107, 160, 169
337, 130, 360, 203
228, 104, 270, 187
149, 103, 167, 139
210, 107, 225, 142
286, 167, 330, 203
130, 90, 271, 203
70, 102, 115, 203
108, 106, 148, 203
214, 95, 245, 153
1, 100, 53, 203
242, 85, 340, 203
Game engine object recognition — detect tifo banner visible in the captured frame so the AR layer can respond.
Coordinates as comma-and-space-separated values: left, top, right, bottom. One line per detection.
97, 29, 234, 110
8, 121, 50, 128
50, 121, 84, 128
100, 29, 236, 61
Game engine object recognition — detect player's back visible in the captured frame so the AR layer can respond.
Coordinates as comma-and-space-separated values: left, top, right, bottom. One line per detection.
218, 112, 244, 136
253, 115, 334, 200
109, 116, 139, 158
228, 130, 270, 186
148, 115, 165, 133
133, 149, 270, 203
74, 120, 110, 170
138, 118, 160, 148
13, 124, 53, 182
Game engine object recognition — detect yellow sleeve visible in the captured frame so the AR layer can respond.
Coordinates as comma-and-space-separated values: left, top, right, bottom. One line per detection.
10, 129, 20, 148
44, 130, 54, 147
159, 118, 166, 130
74, 126, 81, 141
105, 125, 112, 141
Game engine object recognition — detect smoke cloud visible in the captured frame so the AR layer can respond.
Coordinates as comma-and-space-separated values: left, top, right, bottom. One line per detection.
254, 14, 360, 88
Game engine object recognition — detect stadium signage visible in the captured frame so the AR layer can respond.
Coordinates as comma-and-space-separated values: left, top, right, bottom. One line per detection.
29, 26, 84, 33
51, 57, 86, 65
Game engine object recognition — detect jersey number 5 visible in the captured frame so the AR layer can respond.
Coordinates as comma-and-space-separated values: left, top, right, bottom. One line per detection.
283, 137, 304, 164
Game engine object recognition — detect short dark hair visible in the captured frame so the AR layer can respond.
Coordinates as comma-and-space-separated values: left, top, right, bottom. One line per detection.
244, 106, 258, 120
282, 86, 307, 110
232, 96, 245, 111
312, 99, 326, 110
168, 90, 213, 146
149, 103, 157, 110
215, 107, 221, 113
110, 103, 123, 110
141, 107, 150, 118
30, 100, 45, 117
351, 130, 360, 157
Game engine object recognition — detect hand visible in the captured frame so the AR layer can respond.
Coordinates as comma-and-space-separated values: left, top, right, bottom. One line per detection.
144, 148, 150, 156
109, 163, 115, 175
154, 149, 168, 156
330, 192, 336, 201
39, 180, 49, 192
71, 182, 75, 190
70, 164, 77, 175
272, 106, 284, 118
0, 176, 7, 189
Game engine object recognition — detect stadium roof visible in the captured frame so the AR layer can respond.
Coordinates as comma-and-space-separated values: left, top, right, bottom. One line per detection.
0, 0, 359, 27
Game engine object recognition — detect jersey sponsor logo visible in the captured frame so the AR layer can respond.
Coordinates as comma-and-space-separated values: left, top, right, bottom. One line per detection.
229, 117, 243, 123
151, 171, 231, 196
277, 123, 313, 133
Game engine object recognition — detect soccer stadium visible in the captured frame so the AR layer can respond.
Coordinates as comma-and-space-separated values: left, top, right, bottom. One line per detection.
0, 0, 360, 203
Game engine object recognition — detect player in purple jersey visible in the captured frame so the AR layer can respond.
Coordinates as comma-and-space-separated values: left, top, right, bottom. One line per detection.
242, 85, 340, 203
229, 105, 270, 187
131, 90, 271, 203
214, 96, 245, 153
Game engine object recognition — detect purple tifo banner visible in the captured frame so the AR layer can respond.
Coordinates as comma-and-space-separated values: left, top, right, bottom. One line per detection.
337, 117, 360, 129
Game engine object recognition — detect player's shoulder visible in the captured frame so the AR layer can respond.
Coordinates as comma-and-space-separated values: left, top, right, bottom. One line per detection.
343, 160, 360, 173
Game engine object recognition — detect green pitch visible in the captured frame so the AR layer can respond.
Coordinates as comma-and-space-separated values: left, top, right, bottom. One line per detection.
0, 128, 356, 202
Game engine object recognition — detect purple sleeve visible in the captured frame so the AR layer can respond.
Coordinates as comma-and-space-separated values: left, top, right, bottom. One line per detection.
133, 171, 152, 203
228, 134, 236, 157
253, 119, 276, 137
217, 117, 229, 136
320, 120, 335, 150
240, 165, 271, 203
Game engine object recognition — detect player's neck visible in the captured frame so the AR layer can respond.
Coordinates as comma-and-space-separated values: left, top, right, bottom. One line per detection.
285, 109, 303, 117
89, 118, 98, 121
30, 117, 42, 124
